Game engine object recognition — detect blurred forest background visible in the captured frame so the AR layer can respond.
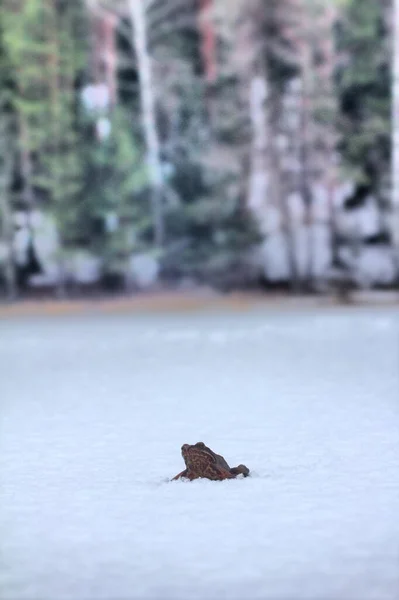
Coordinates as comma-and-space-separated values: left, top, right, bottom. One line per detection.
0, 0, 398, 300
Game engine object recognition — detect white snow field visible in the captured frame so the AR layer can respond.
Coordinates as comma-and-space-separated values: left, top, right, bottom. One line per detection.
1, 307, 399, 600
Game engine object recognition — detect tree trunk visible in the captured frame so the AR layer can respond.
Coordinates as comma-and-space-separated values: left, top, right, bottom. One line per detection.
319, 4, 340, 276
198, 0, 217, 85
127, 0, 164, 248
19, 118, 37, 296
392, 0, 399, 283
0, 108, 17, 300
48, 8, 67, 299
0, 181, 17, 301
297, 1, 315, 290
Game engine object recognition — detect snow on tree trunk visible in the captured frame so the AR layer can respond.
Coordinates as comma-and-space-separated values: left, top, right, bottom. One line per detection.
127, 0, 164, 248
392, 0, 399, 280
280, 0, 342, 287
215, 0, 301, 286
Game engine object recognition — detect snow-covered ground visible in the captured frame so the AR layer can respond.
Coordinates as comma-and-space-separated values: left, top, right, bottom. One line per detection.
1, 308, 399, 600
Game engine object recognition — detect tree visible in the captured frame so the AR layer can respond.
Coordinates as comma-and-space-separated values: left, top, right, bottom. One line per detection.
87, 0, 186, 250
336, 0, 391, 193
78, 107, 150, 282
127, 0, 164, 247
2, 0, 89, 296
91, 0, 260, 286
391, 0, 399, 280
0, 12, 17, 299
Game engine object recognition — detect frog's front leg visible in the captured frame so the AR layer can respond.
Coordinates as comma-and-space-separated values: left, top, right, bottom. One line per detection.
172, 469, 201, 481
171, 469, 188, 481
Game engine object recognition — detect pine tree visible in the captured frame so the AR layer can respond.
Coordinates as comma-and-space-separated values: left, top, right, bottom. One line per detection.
2, 0, 89, 296
152, 2, 261, 286
102, 0, 261, 286
336, 0, 390, 193
78, 107, 150, 283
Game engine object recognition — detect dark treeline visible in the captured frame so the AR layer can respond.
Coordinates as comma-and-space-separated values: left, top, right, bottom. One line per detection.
0, 0, 396, 299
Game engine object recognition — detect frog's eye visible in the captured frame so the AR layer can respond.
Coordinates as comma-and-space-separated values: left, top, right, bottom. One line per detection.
195, 442, 206, 448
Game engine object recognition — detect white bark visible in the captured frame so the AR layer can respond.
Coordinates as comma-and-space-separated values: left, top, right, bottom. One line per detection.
248, 73, 300, 288
248, 75, 269, 231
127, 0, 164, 247
392, 0, 399, 277
86, 0, 165, 246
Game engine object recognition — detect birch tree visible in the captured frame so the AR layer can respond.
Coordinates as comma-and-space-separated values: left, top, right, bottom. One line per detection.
88, 0, 188, 248
127, 0, 164, 247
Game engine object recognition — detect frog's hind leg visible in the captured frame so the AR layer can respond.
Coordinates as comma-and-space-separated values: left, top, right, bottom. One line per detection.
217, 468, 236, 481
230, 464, 250, 477
205, 466, 235, 481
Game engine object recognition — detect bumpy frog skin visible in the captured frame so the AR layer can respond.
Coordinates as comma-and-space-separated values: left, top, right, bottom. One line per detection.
172, 442, 250, 481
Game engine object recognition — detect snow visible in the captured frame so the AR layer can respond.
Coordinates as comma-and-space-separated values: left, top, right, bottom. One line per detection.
337, 197, 381, 239
261, 232, 291, 280
1, 309, 399, 600
261, 224, 332, 281
129, 254, 160, 289
68, 252, 102, 286
81, 84, 110, 113
354, 247, 397, 287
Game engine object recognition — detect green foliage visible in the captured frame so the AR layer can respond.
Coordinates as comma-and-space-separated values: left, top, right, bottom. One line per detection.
1, 0, 88, 241
0, 9, 18, 296
0, 7, 15, 223
157, 61, 260, 282
78, 108, 151, 274
336, 0, 391, 190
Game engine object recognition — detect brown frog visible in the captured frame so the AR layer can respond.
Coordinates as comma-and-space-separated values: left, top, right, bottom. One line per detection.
172, 441, 250, 481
